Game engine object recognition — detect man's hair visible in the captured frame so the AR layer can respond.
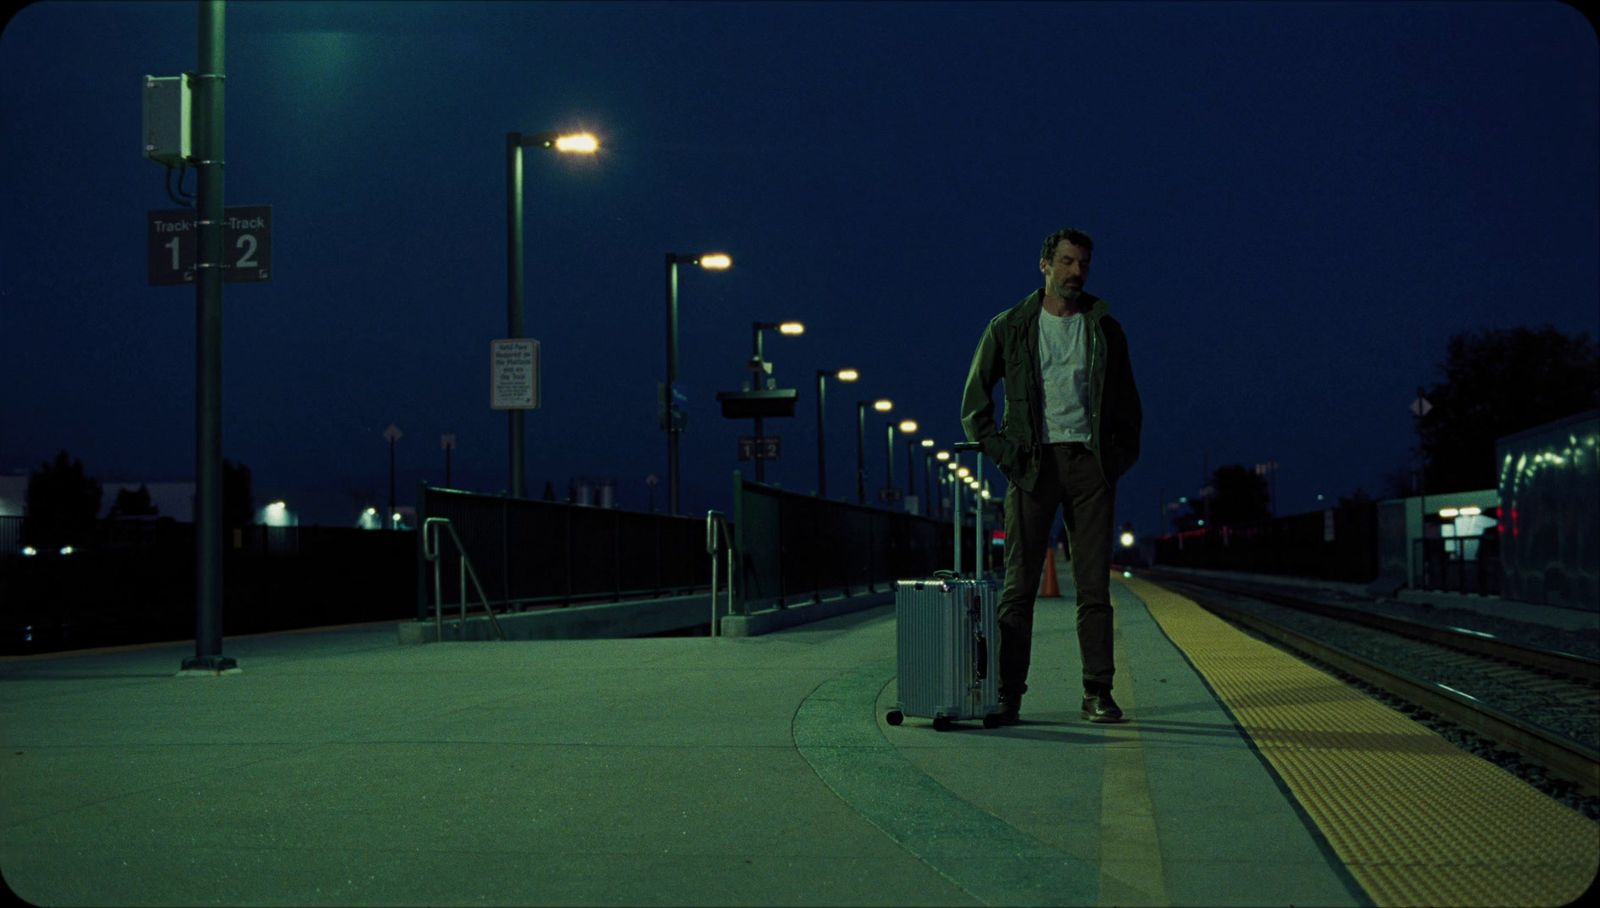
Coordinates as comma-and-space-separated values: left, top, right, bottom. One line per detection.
1040, 228, 1094, 262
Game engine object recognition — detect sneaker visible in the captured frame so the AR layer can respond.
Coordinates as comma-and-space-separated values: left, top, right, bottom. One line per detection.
1081, 689, 1125, 723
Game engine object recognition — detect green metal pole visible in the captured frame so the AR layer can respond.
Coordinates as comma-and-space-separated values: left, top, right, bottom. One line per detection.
752, 325, 765, 483
183, 0, 235, 673
506, 133, 525, 498
815, 372, 826, 498
855, 402, 866, 504
666, 255, 680, 514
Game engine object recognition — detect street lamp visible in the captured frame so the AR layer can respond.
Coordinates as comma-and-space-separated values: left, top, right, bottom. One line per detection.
815, 367, 859, 499
749, 320, 805, 483
664, 251, 732, 514
917, 437, 934, 513
886, 419, 917, 508
506, 128, 599, 498
856, 398, 892, 504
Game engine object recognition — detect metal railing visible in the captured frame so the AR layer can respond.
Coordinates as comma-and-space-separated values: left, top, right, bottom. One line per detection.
423, 517, 504, 641
706, 510, 736, 637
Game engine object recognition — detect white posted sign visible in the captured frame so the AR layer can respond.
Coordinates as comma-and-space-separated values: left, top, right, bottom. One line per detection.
491, 339, 540, 410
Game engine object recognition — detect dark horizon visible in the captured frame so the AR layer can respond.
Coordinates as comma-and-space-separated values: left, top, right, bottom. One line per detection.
3, 1, 1596, 531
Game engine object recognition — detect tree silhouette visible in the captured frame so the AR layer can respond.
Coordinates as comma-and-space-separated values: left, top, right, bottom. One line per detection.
1177, 464, 1271, 529
1416, 326, 1599, 494
22, 450, 102, 549
223, 459, 253, 528
107, 483, 159, 519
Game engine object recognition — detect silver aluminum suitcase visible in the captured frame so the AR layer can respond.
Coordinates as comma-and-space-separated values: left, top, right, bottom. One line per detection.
885, 576, 1002, 730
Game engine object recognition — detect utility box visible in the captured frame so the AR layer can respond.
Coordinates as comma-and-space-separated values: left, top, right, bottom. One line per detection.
142, 75, 190, 166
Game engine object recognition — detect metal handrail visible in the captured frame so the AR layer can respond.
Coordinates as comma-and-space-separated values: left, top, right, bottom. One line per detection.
422, 517, 505, 641
706, 510, 736, 637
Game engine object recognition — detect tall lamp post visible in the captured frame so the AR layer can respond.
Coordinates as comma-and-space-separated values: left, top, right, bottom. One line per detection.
934, 449, 951, 519
815, 367, 859, 499
664, 251, 732, 514
749, 320, 804, 483
886, 419, 917, 508
856, 398, 893, 504
506, 129, 598, 498
915, 437, 934, 514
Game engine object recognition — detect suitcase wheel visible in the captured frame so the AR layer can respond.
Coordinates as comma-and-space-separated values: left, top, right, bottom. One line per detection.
932, 715, 953, 732
885, 710, 904, 726
982, 713, 1001, 729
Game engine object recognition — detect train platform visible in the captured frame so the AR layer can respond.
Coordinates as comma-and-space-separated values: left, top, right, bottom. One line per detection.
2, 562, 1595, 906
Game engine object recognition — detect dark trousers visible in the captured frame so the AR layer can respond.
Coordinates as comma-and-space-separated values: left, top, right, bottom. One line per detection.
997, 443, 1116, 700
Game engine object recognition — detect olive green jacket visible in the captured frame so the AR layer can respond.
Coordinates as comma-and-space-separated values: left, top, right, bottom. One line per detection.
960, 289, 1142, 493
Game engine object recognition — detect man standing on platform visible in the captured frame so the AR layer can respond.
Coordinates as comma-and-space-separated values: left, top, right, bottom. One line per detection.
960, 226, 1143, 724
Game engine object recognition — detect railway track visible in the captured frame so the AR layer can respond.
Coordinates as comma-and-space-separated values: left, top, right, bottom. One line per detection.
1143, 569, 1600, 800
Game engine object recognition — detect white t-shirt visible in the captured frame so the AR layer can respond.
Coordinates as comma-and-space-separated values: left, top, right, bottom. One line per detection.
1038, 310, 1092, 443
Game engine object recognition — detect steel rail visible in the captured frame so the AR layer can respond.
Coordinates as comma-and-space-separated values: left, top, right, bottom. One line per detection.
1149, 569, 1599, 684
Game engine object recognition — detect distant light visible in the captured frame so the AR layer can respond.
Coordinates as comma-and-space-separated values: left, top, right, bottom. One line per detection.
59, 545, 75, 556
552, 132, 599, 153
1122, 570, 1133, 579
836, 368, 859, 382
1119, 531, 1136, 548
1197, 519, 1206, 527
1439, 507, 1460, 518
957, 466, 971, 478
920, 438, 934, 448
697, 253, 732, 270
898, 420, 918, 433
364, 507, 377, 516
778, 321, 805, 336
873, 399, 893, 412
936, 450, 950, 461
946, 461, 959, 471
22, 546, 37, 557
1178, 496, 1189, 504
980, 489, 991, 499
1459, 506, 1481, 516
267, 501, 286, 512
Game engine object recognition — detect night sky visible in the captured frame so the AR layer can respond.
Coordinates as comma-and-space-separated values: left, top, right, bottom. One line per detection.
2, 0, 1596, 533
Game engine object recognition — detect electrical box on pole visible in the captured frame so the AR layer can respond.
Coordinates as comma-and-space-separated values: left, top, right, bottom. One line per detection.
142, 75, 191, 166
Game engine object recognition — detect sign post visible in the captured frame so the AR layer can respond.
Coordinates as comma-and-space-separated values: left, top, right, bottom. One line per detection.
491, 339, 540, 411
384, 424, 403, 530
737, 436, 781, 462
148, 205, 272, 285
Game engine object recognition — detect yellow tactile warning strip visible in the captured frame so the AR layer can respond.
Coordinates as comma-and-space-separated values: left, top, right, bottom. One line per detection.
1119, 574, 1600, 908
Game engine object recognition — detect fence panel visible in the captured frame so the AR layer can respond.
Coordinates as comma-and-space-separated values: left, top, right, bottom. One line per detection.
417, 485, 711, 615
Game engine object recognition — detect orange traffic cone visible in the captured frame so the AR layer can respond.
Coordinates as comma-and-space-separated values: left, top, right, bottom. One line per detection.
1040, 548, 1061, 597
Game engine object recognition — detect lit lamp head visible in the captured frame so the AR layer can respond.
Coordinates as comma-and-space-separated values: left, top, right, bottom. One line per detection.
936, 450, 951, 462
920, 438, 934, 448
873, 399, 893, 413
836, 368, 859, 382
897, 420, 918, 434
1119, 531, 1136, 548
524, 131, 601, 153
778, 321, 805, 336
957, 466, 971, 479
946, 462, 959, 472
551, 132, 599, 153
696, 253, 732, 270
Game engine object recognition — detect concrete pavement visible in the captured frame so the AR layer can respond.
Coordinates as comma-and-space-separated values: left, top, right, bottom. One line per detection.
1, 565, 1362, 906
